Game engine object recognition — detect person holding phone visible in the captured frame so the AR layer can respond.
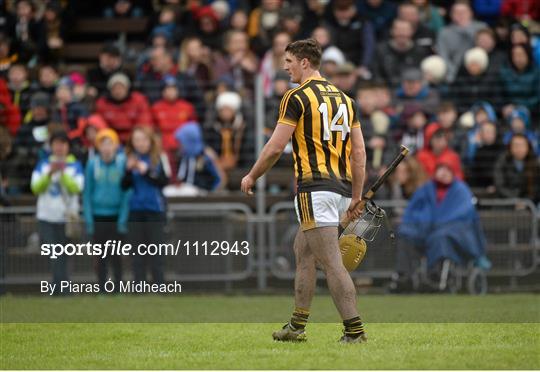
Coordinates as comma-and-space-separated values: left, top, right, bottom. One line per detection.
31, 131, 84, 293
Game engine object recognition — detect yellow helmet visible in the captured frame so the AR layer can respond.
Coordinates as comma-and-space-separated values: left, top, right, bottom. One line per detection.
339, 234, 367, 272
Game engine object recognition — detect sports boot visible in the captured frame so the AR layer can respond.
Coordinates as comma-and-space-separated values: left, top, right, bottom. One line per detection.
272, 323, 307, 342
339, 332, 368, 344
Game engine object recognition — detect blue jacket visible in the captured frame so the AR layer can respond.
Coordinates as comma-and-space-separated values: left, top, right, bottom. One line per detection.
177, 153, 221, 191
464, 101, 498, 164
83, 152, 131, 234
175, 122, 221, 191
399, 180, 487, 267
503, 130, 539, 155
502, 107, 539, 155
122, 154, 168, 213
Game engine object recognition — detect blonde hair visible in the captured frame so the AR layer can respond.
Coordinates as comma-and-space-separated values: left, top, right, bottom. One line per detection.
125, 125, 162, 167
178, 36, 198, 72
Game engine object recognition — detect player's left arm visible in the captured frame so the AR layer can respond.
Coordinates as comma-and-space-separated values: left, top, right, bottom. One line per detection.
240, 124, 295, 195
350, 126, 367, 201
347, 102, 367, 220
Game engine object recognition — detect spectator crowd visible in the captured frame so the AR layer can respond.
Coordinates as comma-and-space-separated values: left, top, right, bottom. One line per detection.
0, 0, 539, 288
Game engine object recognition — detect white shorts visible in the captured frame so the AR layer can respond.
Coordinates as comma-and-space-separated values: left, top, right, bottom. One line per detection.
294, 191, 352, 231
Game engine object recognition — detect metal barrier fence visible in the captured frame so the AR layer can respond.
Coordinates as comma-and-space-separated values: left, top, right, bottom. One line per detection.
0, 199, 538, 289
0, 203, 255, 288
165, 203, 256, 284
475, 199, 539, 281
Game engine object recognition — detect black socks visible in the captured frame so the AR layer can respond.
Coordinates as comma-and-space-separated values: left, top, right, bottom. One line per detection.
290, 307, 310, 330
343, 316, 365, 338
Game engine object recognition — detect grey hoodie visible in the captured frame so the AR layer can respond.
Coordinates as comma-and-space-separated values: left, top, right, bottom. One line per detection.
436, 20, 487, 82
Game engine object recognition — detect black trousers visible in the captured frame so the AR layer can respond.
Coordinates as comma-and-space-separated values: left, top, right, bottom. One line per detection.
93, 215, 123, 292
129, 211, 166, 285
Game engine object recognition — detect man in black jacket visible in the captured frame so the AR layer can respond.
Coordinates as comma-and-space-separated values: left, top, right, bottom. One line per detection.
87, 44, 127, 95
373, 18, 430, 87
397, 2, 436, 55
325, 0, 375, 79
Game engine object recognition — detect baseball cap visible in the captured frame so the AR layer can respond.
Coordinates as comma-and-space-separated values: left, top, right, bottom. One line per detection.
402, 68, 423, 81
30, 92, 51, 109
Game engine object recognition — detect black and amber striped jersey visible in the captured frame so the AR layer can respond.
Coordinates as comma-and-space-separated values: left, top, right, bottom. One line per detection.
277, 77, 361, 197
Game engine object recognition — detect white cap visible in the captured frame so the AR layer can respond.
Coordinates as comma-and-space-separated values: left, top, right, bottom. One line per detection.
321, 46, 345, 65
421, 55, 447, 83
107, 73, 131, 90
459, 111, 475, 128
216, 91, 242, 112
464, 47, 489, 72
211, 0, 230, 20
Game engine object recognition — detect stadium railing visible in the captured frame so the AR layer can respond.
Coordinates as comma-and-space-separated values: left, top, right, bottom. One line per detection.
267, 198, 540, 285
0, 203, 256, 289
1, 198, 538, 292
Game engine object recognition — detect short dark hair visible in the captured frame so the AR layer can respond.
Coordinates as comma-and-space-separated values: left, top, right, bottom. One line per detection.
49, 130, 70, 145
437, 101, 456, 113
101, 43, 121, 57
39, 63, 58, 72
285, 38, 322, 69
437, 101, 457, 114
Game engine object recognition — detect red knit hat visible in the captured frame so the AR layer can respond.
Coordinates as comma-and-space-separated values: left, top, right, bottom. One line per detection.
197, 6, 219, 22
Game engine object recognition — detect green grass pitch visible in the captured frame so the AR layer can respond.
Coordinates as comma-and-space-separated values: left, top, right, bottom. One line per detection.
1, 294, 539, 369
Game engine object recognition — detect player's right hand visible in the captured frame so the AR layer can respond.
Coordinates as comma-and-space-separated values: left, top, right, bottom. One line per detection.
347, 198, 365, 221
240, 174, 255, 195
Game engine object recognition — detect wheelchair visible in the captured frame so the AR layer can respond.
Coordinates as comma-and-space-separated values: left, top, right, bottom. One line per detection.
412, 257, 488, 295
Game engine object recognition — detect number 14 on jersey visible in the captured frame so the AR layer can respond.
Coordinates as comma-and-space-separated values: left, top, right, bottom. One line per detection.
318, 102, 350, 142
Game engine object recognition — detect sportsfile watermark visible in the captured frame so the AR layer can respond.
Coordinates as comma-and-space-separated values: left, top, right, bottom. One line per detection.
41, 240, 250, 259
